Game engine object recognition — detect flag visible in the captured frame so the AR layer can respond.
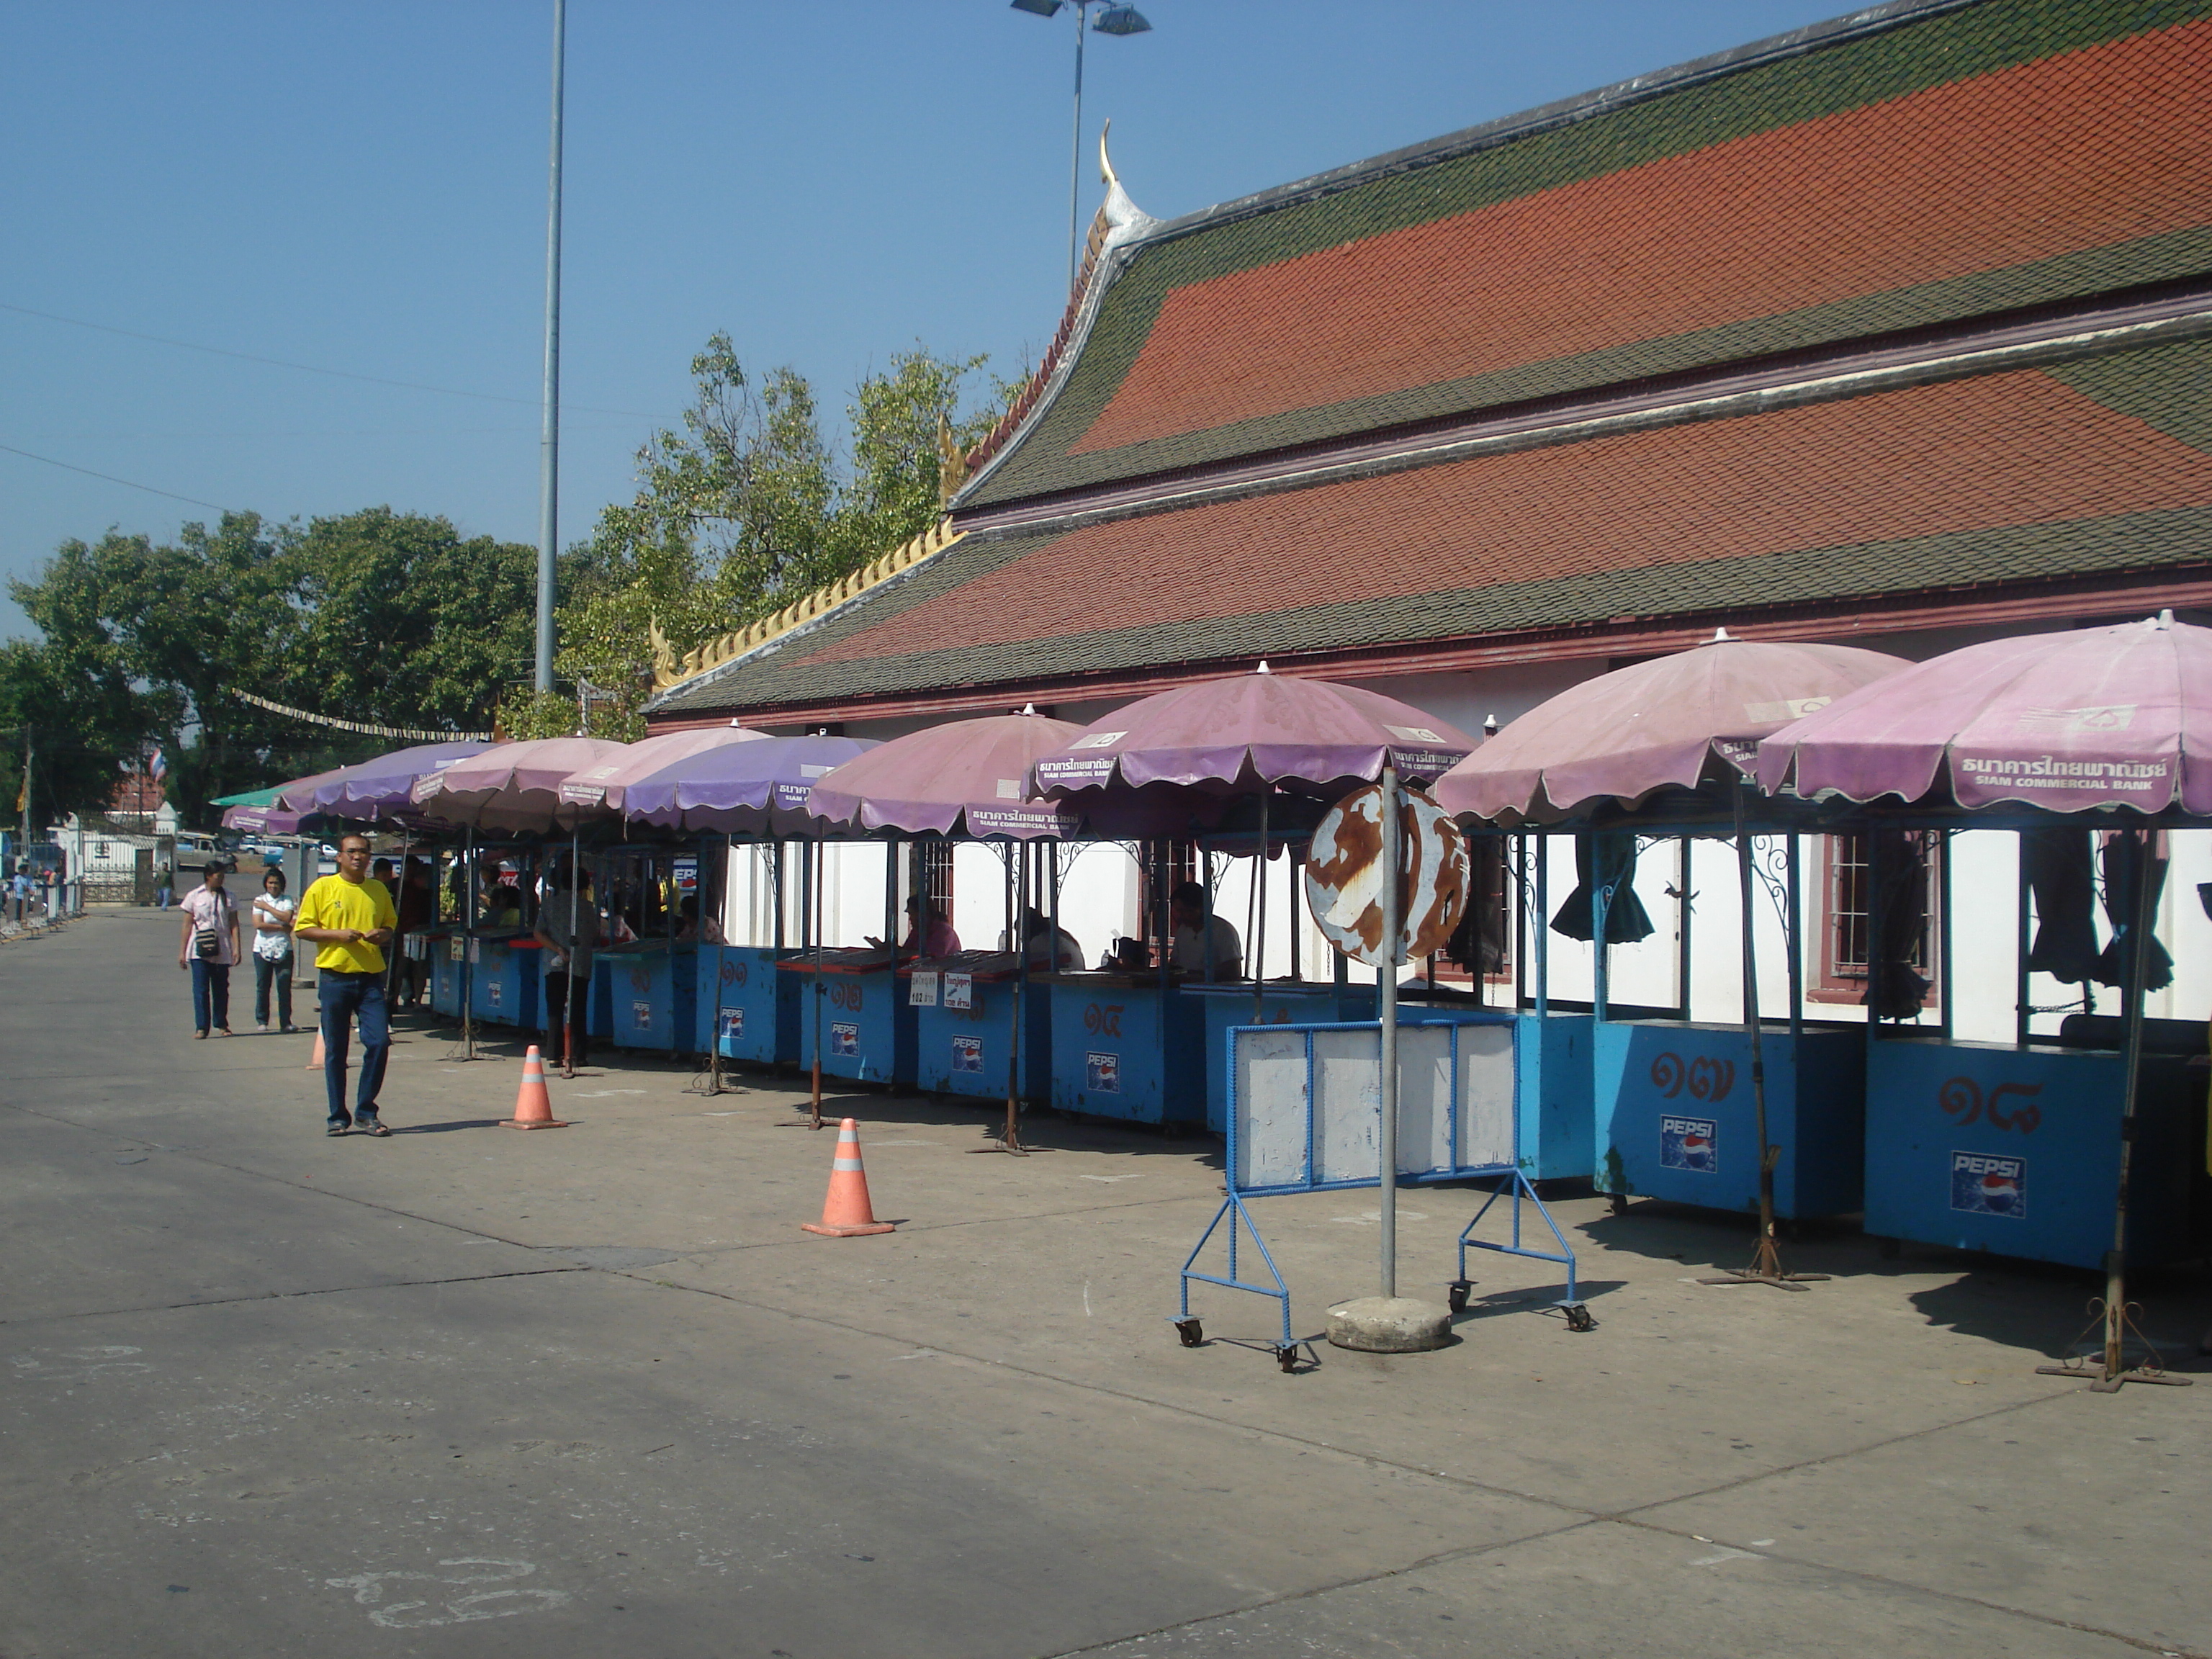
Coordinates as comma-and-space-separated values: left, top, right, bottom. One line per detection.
148, 747, 167, 781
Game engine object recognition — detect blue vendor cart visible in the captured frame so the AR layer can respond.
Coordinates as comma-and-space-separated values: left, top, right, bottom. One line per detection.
778, 946, 914, 1087
593, 940, 700, 1055
1044, 971, 1205, 1125
904, 950, 1052, 1102
706, 944, 801, 1067
468, 928, 540, 1030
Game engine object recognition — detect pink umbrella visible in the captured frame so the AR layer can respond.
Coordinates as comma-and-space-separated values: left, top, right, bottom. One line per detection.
1434, 632, 1908, 822
1032, 665, 1475, 798
808, 711, 1084, 837
410, 737, 632, 832
1757, 613, 2212, 814
557, 722, 773, 811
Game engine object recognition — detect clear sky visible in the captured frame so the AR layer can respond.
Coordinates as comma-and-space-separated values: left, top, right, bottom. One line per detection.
1, 1, 1848, 642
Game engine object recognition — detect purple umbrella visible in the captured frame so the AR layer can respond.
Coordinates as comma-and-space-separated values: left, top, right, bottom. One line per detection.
624, 734, 881, 834
411, 737, 631, 832
809, 712, 1085, 838
1434, 632, 1908, 823
220, 804, 312, 835
558, 723, 772, 811
292, 740, 494, 818
1032, 666, 1475, 799
1757, 612, 2212, 813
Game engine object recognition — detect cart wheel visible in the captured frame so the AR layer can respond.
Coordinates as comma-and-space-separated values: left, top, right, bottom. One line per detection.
1447, 1280, 1471, 1316
1174, 1318, 1204, 1348
1608, 1193, 1629, 1218
1276, 1344, 1299, 1374
1563, 1303, 1596, 1333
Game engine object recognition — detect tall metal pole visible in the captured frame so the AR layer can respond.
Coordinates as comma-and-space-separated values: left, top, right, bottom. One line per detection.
1377, 765, 1401, 1300
534, 0, 567, 694
1066, 1, 1087, 293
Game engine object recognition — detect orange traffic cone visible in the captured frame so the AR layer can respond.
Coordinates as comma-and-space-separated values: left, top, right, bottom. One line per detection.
306, 1030, 326, 1070
801, 1119, 895, 1237
501, 1045, 568, 1130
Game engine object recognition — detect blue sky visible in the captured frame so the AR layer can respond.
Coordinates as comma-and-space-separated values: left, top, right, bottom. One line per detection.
0, 1, 1847, 640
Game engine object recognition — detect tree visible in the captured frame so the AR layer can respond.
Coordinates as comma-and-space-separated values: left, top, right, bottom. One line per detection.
0, 638, 142, 828
511, 336, 1016, 739
9, 508, 539, 825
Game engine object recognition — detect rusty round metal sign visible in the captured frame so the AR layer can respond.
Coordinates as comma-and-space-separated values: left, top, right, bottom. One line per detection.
1305, 782, 1470, 968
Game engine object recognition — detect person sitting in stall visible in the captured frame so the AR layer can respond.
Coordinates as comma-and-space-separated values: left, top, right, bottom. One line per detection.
1169, 881, 1242, 981
997, 903, 1084, 971
480, 880, 523, 929
867, 895, 959, 960
673, 895, 725, 945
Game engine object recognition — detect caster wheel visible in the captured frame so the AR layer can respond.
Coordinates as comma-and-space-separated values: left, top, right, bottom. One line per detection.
1276, 1344, 1299, 1374
1608, 1193, 1629, 1218
1447, 1281, 1471, 1315
1174, 1318, 1204, 1348
1563, 1303, 1596, 1333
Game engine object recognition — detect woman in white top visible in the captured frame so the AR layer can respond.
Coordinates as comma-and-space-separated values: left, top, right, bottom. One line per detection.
251, 866, 300, 1033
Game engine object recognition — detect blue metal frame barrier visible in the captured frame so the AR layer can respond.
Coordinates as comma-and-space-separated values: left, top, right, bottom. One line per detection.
1176, 1014, 1586, 1370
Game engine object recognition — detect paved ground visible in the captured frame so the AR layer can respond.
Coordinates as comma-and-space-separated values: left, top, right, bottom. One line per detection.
4, 907, 2208, 1658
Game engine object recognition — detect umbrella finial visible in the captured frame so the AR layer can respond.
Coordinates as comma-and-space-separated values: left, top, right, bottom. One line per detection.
1256, 660, 1271, 673
1020, 702, 1036, 715
1483, 714, 1499, 736
1712, 627, 1733, 643
2157, 608, 2174, 629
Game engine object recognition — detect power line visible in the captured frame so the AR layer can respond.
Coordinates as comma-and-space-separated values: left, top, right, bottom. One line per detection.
0, 300, 657, 420
0, 443, 233, 511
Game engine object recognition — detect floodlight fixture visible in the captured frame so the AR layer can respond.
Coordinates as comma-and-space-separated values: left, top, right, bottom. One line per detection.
1092, 5, 1151, 35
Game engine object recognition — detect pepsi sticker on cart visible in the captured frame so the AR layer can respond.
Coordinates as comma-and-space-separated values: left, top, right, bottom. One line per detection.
831, 1022, 859, 1058
1660, 1115, 1717, 1173
1951, 1151, 2025, 1218
631, 1000, 652, 1032
952, 1035, 983, 1074
1086, 1052, 1120, 1093
718, 1008, 744, 1041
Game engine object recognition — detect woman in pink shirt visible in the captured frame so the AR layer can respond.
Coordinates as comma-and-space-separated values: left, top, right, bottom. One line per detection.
176, 860, 243, 1038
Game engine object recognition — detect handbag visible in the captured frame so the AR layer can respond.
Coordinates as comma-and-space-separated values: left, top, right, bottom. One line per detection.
192, 892, 229, 960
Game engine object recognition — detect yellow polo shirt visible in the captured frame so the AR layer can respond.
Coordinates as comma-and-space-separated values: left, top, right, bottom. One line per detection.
295, 875, 398, 974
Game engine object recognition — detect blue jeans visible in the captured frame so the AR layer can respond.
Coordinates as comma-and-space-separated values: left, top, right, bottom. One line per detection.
189, 959, 231, 1033
253, 954, 294, 1028
319, 970, 391, 1125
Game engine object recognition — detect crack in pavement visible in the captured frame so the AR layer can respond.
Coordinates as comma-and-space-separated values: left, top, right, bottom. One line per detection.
0, 1267, 590, 1330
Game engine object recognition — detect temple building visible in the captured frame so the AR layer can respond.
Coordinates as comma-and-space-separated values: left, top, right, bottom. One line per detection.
643, 0, 2212, 1035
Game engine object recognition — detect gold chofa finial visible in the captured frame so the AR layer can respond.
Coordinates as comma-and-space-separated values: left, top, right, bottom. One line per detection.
935, 412, 966, 505
1100, 119, 1118, 188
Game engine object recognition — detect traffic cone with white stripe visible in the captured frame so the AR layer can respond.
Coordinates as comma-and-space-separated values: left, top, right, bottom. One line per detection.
500, 1045, 567, 1130
801, 1118, 894, 1236
306, 1031, 326, 1070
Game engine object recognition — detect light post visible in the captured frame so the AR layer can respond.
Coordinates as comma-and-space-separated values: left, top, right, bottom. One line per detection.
535, 0, 567, 696
1009, 0, 1152, 294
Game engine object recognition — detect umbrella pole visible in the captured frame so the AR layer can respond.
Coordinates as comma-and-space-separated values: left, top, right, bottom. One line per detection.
997, 839, 1030, 1156
1703, 791, 1826, 1290
460, 827, 481, 1063
1252, 790, 1268, 1026
567, 830, 580, 1073
706, 832, 724, 1094
809, 837, 824, 1130
2037, 828, 2189, 1391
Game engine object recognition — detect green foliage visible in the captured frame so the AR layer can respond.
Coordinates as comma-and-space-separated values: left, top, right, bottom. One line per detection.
8, 508, 538, 826
557, 336, 1017, 730
0, 637, 143, 827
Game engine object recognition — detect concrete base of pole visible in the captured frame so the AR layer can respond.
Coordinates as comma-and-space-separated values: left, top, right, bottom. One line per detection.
1325, 1296, 1454, 1353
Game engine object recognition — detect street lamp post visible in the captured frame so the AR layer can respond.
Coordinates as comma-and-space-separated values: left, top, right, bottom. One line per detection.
1010, 0, 1151, 295
535, 0, 567, 696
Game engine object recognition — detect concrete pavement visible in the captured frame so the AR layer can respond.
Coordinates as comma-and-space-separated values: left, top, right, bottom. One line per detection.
3, 906, 2206, 1657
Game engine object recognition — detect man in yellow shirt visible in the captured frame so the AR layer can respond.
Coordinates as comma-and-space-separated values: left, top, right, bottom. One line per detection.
295, 832, 400, 1136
